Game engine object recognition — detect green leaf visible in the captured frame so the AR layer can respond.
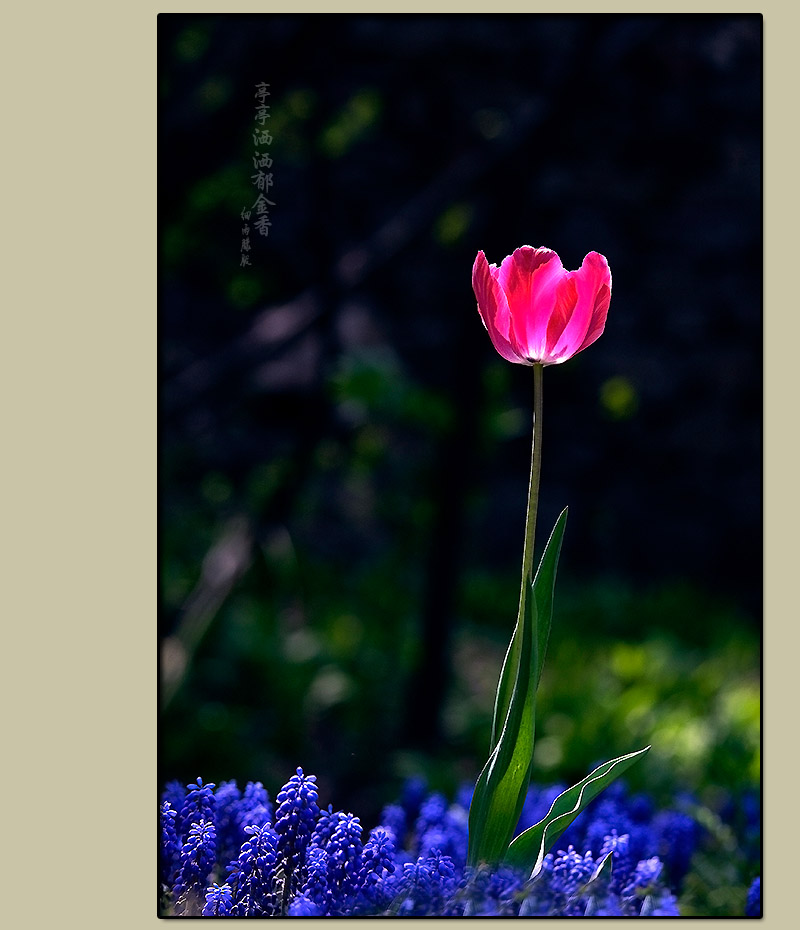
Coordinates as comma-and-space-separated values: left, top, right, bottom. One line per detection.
503, 745, 651, 879
491, 507, 568, 750
578, 849, 615, 915
467, 509, 568, 868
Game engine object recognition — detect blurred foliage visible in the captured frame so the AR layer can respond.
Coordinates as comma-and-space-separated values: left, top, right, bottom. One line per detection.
320, 88, 382, 159
677, 796, 759, 917
159, 14, 761, 897
448, 579, 759, 805
162, 490, 759, 819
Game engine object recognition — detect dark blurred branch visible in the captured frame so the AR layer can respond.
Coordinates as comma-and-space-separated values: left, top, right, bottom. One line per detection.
163, 97, 548, 421
162, 290, 321, 420
161, 93, 557, 737
402, 318, 484, 749
160, 515, 254, 710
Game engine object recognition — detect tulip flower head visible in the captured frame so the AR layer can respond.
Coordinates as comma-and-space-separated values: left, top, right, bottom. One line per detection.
472, 246, 611, 366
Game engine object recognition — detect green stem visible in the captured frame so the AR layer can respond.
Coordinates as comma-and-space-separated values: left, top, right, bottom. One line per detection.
489, 363, 544, 750
519, 363, 544, 607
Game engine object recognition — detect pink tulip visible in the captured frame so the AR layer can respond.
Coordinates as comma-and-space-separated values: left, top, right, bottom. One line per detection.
472, 246, 612, 366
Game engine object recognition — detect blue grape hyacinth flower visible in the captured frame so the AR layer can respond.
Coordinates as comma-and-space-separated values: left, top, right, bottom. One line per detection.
746, 876, 761, 917
158, 768, 758, 917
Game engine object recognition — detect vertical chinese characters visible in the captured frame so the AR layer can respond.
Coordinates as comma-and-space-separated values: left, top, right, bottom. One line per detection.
240, 207, 252, 267
240, 81, 275, 266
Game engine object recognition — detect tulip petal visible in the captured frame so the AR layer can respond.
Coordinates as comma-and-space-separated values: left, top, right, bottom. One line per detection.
575, 254, 612, 354
472, 251, 526, 364
544, 276, 578, 361
497, 247, 564, 361
549, 252, 611, 363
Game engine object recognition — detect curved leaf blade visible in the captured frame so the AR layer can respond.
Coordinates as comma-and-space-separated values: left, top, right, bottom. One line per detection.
467, 594, 538, 867
503, 745, 651, 878
468, 509, 568, 868
490, 507, 568, 751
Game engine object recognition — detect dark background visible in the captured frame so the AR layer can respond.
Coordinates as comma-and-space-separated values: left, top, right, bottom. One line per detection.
159, 14, 761, 821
